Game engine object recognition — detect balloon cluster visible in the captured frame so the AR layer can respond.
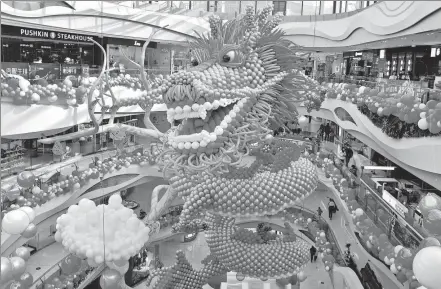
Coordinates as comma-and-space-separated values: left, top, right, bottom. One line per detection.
42, 255, 90, 289
412, 240, 441, 289
1, 151, 151, 212
204, 213, 310, 279
276, 272, 307, 287
310, 149, 441, 288
171, 217, 207, 234
55, 195, 150, 266
417, 193, 441, 235
146, 251, 228, 289
322, 82, 441, 134
0, 247, 33, 288
2, 206, 37, 238
345, 197, 440, 288
1, 73, 162, 108
231, 226, 276, 245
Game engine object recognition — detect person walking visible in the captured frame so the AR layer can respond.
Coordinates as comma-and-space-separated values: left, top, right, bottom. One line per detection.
328, 198, 337, 220
310, 246, 317, 262
348, 149, 363, 177
317, 207, 323, 218
324, 123, 331, 141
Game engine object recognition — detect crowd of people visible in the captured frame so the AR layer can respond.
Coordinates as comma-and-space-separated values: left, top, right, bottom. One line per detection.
317, 123, 336, 142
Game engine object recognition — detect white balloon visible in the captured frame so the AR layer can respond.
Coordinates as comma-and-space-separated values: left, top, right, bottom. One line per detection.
108, 194, 122, 208
394, 245, 404, 255
55, 198, 147, 265
418, 118, 429, 130
2, 209, 31, 235
390, 263, 398, 274
78, 198, 96, 211
413, 246, 441, 289
355, 208, 364, 217
18, 206, 36, 223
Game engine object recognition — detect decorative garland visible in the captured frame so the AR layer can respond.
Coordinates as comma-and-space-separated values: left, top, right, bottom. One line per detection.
358, 104, 441, 139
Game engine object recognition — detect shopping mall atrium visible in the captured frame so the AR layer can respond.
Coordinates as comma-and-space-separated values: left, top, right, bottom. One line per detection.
1, 1, 441, 289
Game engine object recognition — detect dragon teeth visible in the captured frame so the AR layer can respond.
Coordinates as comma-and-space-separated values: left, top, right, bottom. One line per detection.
166, 98, 240, 123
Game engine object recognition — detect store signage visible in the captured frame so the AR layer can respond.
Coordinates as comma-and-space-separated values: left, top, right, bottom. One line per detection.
107, 37, 158, 48
1, 25, 95, 42
382, 190, 408, 218
355, 52, 363, 56
2, 62, 29, 78
29, 64, 60, 81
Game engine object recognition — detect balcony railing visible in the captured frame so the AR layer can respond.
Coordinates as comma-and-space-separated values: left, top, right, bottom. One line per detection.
323, 148, 424, 250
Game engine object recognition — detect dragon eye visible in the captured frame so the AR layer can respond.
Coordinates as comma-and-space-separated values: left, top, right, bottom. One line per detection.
222, 51, 235, 63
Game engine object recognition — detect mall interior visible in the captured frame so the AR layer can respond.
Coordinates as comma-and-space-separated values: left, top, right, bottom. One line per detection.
1, 1, 441, 289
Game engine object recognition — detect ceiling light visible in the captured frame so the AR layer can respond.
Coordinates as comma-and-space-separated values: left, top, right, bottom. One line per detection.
363, 166, 396, 171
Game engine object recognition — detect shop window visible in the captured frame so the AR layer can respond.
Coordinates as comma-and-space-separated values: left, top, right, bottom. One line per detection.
272, 1, 286, 15
302, 0, 320, 15
322, 1, 334, 14
240, 1, 256, 14
222, 1, 240, 13
341, 1, 347, 12
191, 1, 207, 11
207, 1, 218, 12
286, 1, 302, 15
346, 1, 358, 12
257, 1, 273, 13
335, 1, 341, 13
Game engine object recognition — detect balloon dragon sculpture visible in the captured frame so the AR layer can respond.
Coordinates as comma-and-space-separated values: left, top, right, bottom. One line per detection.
1, 4, 325, 288
96, 5, 323, 288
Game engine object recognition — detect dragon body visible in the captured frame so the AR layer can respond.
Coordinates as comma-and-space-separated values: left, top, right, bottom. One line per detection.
84, 4, 324, 288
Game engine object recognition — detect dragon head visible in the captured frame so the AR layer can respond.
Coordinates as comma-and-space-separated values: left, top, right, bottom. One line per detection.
156, 5, 323, 176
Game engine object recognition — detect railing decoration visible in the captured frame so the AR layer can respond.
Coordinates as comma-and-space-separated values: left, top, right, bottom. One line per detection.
307, 148, 440, 288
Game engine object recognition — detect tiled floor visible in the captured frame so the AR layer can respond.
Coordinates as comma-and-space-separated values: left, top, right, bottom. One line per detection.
300, 256, 333, 289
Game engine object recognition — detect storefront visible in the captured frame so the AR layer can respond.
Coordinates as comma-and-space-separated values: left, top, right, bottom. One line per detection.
1, 24, 102, 80
105, 37, 158, 75
343, 50, 380, 78
381, 46, 441, 83
172, 47, 191, 72
105, 37, 186, 76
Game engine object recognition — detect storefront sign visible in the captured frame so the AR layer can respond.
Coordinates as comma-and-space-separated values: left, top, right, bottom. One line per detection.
107, 37, 158, 48
61, 64, 82, 77
343, 52, 355, 58
355, 52, 363, 56
2, 62, 29, 78
29, 64, 60, 81
382, 190, 408, 218
1, 25, 95, 42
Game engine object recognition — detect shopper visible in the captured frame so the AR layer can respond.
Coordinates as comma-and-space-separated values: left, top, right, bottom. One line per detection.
329, 129, 335, 143
348, 149, 363, 177
310, 246, 317, 262
324, 123, 331, 141
317, 207, 323, 218
328, 198, 337, 220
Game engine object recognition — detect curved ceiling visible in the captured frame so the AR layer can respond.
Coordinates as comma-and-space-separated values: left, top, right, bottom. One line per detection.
280, 1, 441, 50
0, 0, 210, 43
